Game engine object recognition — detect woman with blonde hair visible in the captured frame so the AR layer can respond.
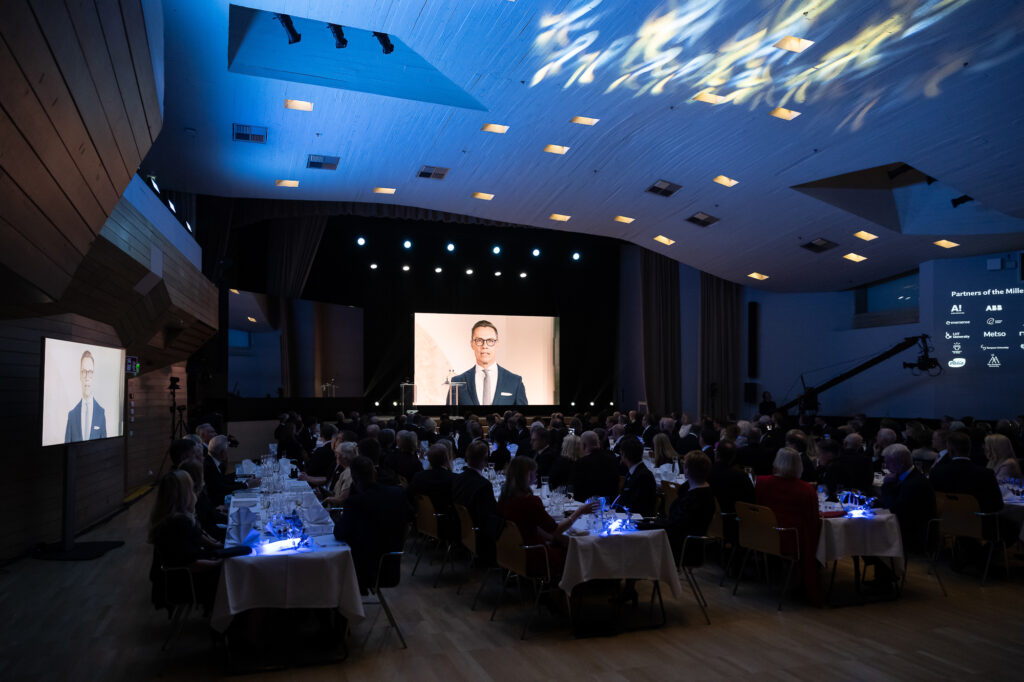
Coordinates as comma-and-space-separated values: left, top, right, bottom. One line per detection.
652, 432, 680, 468
548, 433, 579, 491
985, 433, 1021, 480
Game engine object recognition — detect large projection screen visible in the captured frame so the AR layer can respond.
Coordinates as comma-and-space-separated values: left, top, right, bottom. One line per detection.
41, 338, 126, 446
414, 313, 558, 405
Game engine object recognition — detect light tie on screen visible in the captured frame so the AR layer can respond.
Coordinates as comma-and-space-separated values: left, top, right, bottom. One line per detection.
483, 369, 492, 406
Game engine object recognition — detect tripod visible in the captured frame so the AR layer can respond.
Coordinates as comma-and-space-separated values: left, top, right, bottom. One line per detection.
169, 384, 187, 441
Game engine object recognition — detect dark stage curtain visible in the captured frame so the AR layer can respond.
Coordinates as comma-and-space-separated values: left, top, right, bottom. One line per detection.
700, 272, 740, 420
266, 214, 327, 299
641, 249, 681, 415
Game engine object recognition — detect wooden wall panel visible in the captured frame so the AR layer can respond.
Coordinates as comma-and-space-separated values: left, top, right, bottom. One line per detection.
124, 363, 187, 493
0, 0, 161, 301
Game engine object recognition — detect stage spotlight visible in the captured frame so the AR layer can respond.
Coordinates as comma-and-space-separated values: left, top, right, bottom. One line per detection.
589, 401, 595, 406
274, 14, 301, 44
392, 401, 398, 406
435, 267, 442, 273
374, 401, 380, 406
370, 263, 378, 270
327, 23, 347, 48
356, 236, 366, 246
609, 401, 614, 406
149, 176, 160, 193
571, 252, 580, 261
402, 265, 410, 271
494, 271, 502, 277
570, 401, 576, 406
532, 248, 541, 257
446, 242, 455, 252
373, 31, 394, 54
465, 268, 474, 275
519, 272, 527, 279
403, 240, 412, 249
492, 245, 501, 255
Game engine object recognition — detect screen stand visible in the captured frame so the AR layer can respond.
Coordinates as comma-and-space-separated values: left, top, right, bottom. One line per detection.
34, 442, 124, 561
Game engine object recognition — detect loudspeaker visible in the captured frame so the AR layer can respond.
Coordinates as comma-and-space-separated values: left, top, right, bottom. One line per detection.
743, 382, 758, 404
747, 301, 759, 378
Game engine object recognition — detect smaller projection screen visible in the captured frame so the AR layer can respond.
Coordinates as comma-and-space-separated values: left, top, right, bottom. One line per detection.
414, 313, 558, 405
41, 338, 126, 446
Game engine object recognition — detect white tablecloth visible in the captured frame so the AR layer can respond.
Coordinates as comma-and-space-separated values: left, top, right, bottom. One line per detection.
210, 535, 365, 632
816, 510, 904, 567
559, 528, 682, 598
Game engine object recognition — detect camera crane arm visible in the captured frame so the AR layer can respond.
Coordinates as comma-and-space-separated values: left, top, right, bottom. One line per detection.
777, 334, 928, 414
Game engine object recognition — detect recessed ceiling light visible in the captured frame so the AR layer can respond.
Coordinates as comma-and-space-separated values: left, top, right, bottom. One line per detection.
185, 221, 192, 232
434, 267, 442, 273
465, 268, 474, 275
549, 213, 571, 221
571, 116, 599, 126
403, 240, 412, 249
370, 263, 378, 270
843, 252, 868, 262
284, 99, 314, 111
543, 144, 569, 155
473, 192, 494, 200
402, 265, 410, 271
229, 288, 240, 294
614, 215, 635, 223
494, 271, 502, 277
481, 123, 509, 134
713, 175, 739, 187
769, 107, 801, 121
654, 235, 675, 246
492, 246, 501, 255
532, 248, 541, 257
934, 239, 960, 249
446, 243, 455, 252
571, 252, 581, 261
149, 176, 160, 193
854, 230, 878, 241
747, 272, 770, 280
247, 316, 256, 323
167, 199, 176, 213
275, 180, 299, 187
356, 237, 366, 246
373, 187, 396, 194
774, 36, 814, 53
519, 272, 527, 278
693, 91, 724, 104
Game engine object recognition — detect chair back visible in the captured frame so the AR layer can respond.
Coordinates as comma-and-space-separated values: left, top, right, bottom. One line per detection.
454, 503, 477, 554
375, 551, 404, 590
936, 492, 983, 540
495, 520, 529, 577
735, 503, 788, 557
707, 496, 724, 540
415, 494, 440, 539
661, 480, 680, 514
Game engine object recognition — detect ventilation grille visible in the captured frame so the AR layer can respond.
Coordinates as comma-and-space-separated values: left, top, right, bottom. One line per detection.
800, 238, 838, 253
417, 165, 449, 179
306, 154, 340, 170
646, 179, 681, 197
232, 124, 268, 143
686, 211, 719, 227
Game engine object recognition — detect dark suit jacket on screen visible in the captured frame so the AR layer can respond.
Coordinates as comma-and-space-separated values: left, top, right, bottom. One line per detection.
64, 399, 107, 443
446, 365, 527, 406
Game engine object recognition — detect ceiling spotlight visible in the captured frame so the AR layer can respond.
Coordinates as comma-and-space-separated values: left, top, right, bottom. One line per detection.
185, 221, 192, 232
370, 263, 378, 270
356, 236, 366, 246
519, 272, 527, 278
853, 230, 877, 241
589, 401, 595, 406
465, 268, 474, 275
933, 239, 959, 249
327, 23, 347, 48
614, 215, 635, 223
247, 316, 257, 323
274, 13, 301, 44
168, 199, 176, 213
274, 180, 298, 188
393, 401, 398, 406
571, 401, 576, 406
494, 271, 502, 277
435, 267, 442, 273
373, 31, 394, 54
843, 253, 867, 262
446, 242, 455, 252
229, 288, 240, 294
571, 252, 581, 261
654, 235, 675, 246
532, 248, 541, 257
492, 246, 501, 255
402, 265, 410, 271
373, 187, 396, 194
403, 240, 412, 249
374, 401, 380, 406
747, 272, 769, 281
149, 176, 160, 193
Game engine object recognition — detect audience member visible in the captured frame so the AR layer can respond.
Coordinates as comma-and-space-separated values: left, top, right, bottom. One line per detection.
453, 440, 501, 563
548, 433, 579, 491
664, 451, 716, 564
707, 440, 754, 542
985, 433, 1021, 480
879, 444, 935, 554
931, 432, 1003, 512
572, 431, 620, 502
384, 430, 424, 485
322, 441, 357, 507
652, 432, 681, 468
617, 436, 657, 517
408, 443, 458, 538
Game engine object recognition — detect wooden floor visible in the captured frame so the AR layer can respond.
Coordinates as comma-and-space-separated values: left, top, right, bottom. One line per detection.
2, 495, 1022, 681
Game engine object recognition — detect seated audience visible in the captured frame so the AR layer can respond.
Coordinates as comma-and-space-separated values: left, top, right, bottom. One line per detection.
707, 440, 755, 542
785, 429, 817, 483
548, 433, 579, 491
204, 434, 250, 505
148, 470, 222, 612
617, 436, 657, 517
169, 438, 201, 468
384, 430, 424, 485
532, 429, 559, 476
408, 443, 458, 539
333, 456, 410, 590
880, 444, 936, 553
497, 456, 595, 576
931, 431, 1003, 513
488, 431, 513, 472
985, 433, 1021, 481
665, 451, 716, 564
652, 432, 681, 469
306, 423, 338, 479
572, 430, 620, 502
322, 441, 357, 507
177, 458, 226, 541
453, 440, 501, 563
755, 448, 822, 607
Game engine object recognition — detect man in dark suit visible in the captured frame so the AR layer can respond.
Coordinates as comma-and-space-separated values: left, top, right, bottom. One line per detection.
453, 440, 500, 563
640, 413, 658, 448
446, 320, 527, 406
64, 350, 107, 443
334, 456, 411, 590
880, 444, 936, 553
617, 436, 657, 517
532, 429, 559, 477
930, 432, 1003, 513
708, 440, 754, 542
572, 431, 620, 502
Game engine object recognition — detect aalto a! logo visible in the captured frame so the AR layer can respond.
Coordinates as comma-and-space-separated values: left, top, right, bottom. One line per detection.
950, 304, 964, 314
948, 358, 966, 368
985, 304, 1002, 312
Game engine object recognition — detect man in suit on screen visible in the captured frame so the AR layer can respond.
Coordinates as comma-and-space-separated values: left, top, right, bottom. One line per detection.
64, 350, 107, 442
447, 320, 527, 406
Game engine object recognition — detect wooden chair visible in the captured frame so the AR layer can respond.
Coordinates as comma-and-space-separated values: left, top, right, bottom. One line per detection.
411, 495, 453, 587
363, 551, 407, 649
454, 503, 479, 595
661, 480, 680, 519
488, 520, 556, 640
929, 492, 1008, 587
731, 503, 799, 610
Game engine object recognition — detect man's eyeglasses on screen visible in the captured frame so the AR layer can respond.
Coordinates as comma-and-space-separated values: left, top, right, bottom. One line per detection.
472, 338, 498, 348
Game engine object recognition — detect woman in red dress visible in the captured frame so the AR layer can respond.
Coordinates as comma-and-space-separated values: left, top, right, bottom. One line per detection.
754, 447, 822, 606
497, 456, 594, 576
